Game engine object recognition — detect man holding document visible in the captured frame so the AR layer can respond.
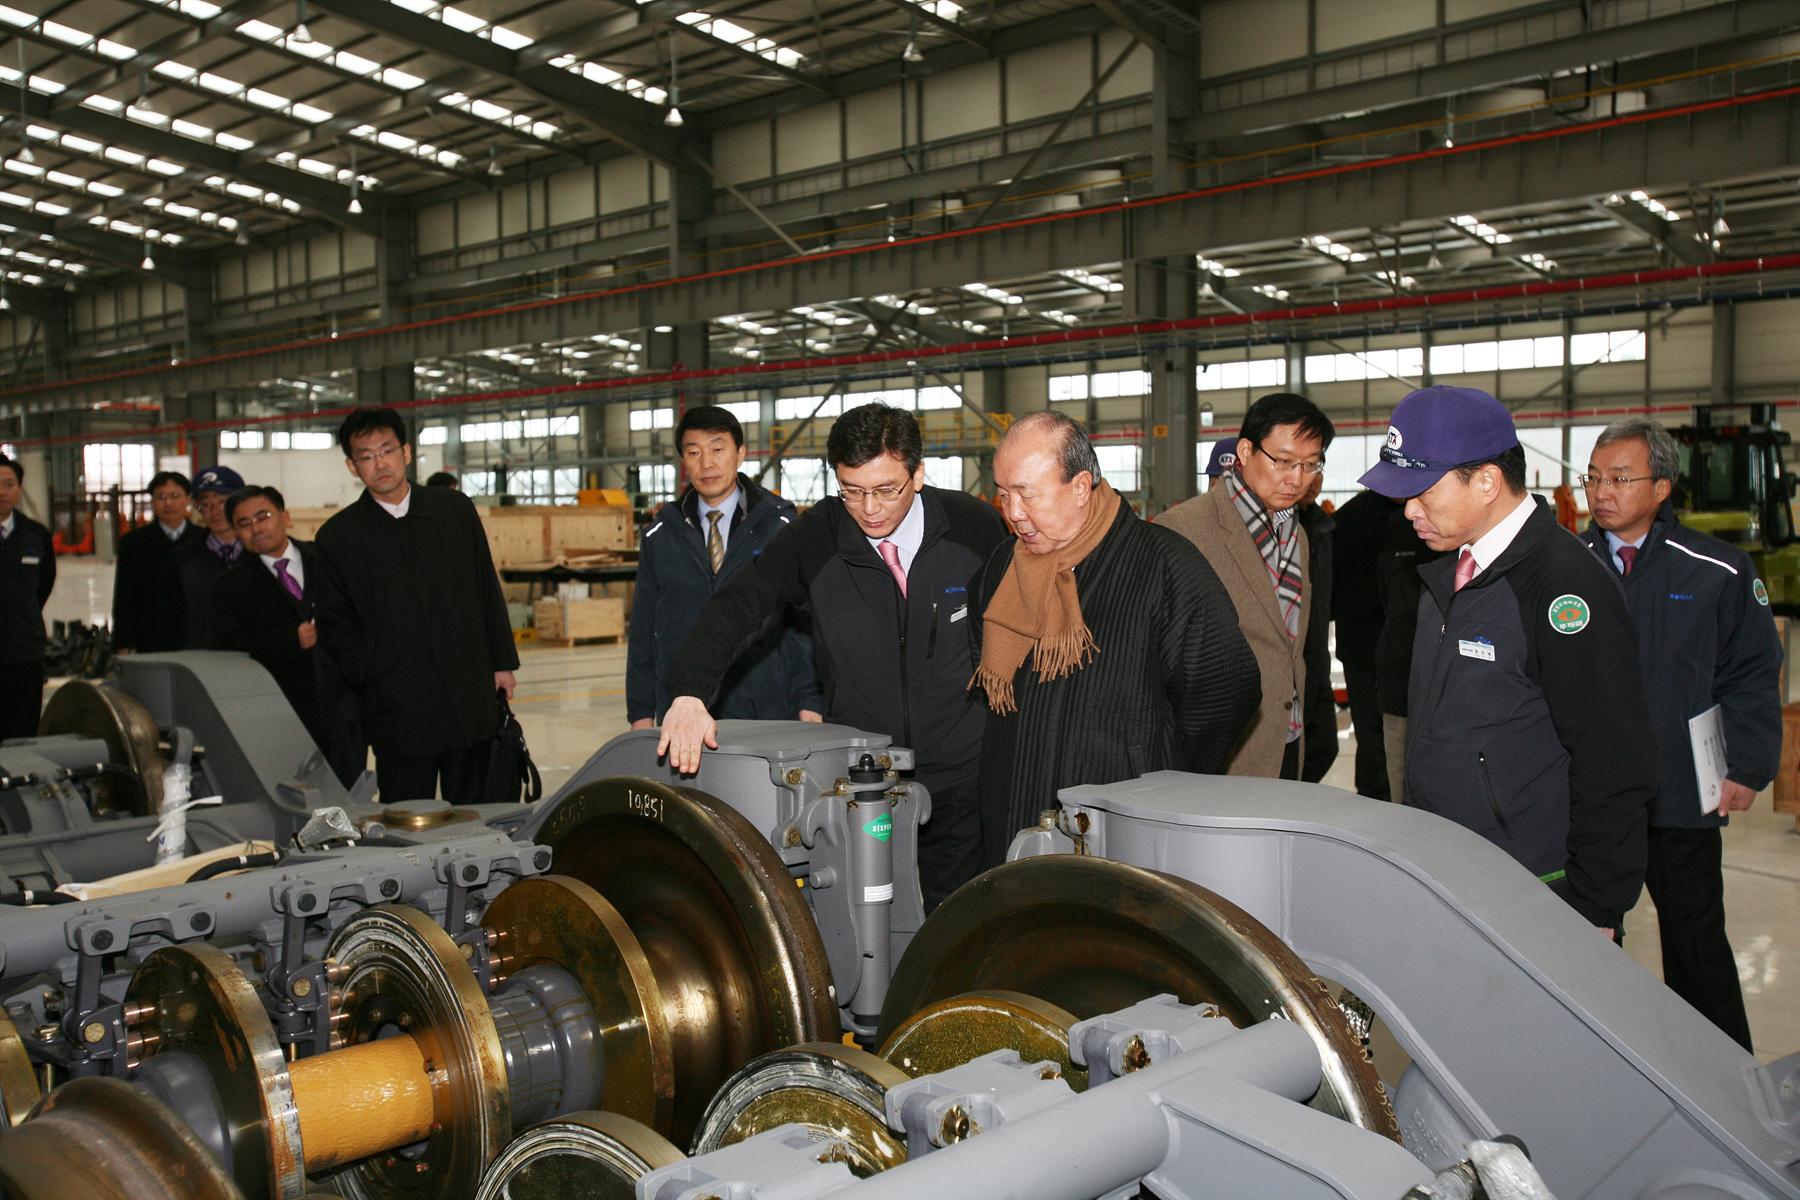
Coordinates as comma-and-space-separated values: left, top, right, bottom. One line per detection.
1581, 417, 1781, 1052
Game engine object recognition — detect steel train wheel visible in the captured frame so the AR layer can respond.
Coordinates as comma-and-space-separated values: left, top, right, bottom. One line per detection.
0, 1076, 242, 1200
876, 855, 1399, 1141
536, 777, 837, 1145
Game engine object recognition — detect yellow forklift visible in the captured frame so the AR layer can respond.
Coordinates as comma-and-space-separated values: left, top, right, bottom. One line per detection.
1671, 404, 1800, 611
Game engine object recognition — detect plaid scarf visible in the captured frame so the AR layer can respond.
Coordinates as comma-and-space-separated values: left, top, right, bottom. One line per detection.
1224, 469, 1302, 639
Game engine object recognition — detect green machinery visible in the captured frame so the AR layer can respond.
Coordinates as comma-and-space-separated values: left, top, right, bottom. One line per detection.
1671, 404, 1800, 610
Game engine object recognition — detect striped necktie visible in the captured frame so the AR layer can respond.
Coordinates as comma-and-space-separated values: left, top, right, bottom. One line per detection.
707, 510, 725, 574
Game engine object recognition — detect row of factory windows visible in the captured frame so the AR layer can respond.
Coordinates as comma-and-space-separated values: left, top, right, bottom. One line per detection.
1047, 330, 1648, 401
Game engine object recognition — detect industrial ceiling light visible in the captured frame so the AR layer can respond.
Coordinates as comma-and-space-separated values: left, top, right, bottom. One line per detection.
486, 146, 503, 177
1711, 213, 1730, 237
347, 183, 362, 214
902, 12, 923, 63
16, 142, 33, 165
235, 227, 249, 246
292, 0, 314, 44
140, 240, 155, 271
664, 32, 683, 127
137, 78, 157, 116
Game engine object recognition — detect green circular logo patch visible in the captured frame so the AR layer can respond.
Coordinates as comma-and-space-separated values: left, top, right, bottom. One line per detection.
1548, 594, 1590, 635
1754, 578, 1770, 607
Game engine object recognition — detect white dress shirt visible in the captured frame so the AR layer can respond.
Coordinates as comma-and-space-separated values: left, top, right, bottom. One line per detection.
260, 540, 305, 593
865, 488, 926, 574
374, 484, 412, 518
1459, 493, 1536, 582
1603, 529, 1648, 574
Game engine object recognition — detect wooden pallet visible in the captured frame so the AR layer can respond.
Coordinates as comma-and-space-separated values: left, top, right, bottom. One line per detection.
533, 633, 623, 649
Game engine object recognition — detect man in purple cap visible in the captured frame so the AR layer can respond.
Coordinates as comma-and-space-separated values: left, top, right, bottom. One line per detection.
1359, 385, 1657, 940
178, 463, 246, 648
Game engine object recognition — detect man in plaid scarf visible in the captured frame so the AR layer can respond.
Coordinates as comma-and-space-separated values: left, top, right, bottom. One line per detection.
1160, 393, 1335, 778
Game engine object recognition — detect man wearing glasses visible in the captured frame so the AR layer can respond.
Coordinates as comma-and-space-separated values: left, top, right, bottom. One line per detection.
659, 403, 1006, 910
1579, 417, 1778, 1049
214, 485, 364, 787
313, 408, 518, 804
1160, 393, 1336, 779
1359, 386, 1656, 941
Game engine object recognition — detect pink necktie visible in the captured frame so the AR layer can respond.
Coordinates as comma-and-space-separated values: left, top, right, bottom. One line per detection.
1453, 549, 1477, 592
273, 558, 304, 603
877, 539, 907, 598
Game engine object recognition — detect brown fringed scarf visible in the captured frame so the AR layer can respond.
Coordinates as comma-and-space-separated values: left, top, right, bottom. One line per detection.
971, 479, 1121, 715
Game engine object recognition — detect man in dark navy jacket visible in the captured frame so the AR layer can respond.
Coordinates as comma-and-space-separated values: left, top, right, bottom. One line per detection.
660, 403, 1006, 909
0, 455, 55, 739
627, 405, 820, 727
1360, 387, 1658, 938
112, 470, 205, 653
1581, 417, 1780, 1051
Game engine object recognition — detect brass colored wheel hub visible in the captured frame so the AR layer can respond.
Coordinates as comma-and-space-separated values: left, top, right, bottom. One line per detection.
481, 875, 675, 1132
124, 943, 305, 1200
877, 989, 1086, 1091
877, 855, 1399, 1141
535, 777, 837, 1145
691, 1043, 908, 1175
473, 1111, 683, 1200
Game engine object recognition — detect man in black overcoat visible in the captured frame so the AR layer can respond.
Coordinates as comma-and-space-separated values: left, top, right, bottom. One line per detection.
971, 411, 1260, 866
214, 485, 366, 787
112, 470, 205, 653
312, 408, 518, 804
0, 455, 55, 739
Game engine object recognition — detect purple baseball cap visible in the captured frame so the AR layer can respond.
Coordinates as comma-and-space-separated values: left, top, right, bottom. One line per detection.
1203, 439, 1236, 477
1357, 385, 1518, 498
193, 465, 245, 496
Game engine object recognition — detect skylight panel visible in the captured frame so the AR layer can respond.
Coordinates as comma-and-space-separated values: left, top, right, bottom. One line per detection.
2, 159, 43, 177
0, 7, 31, 28
237, 19, 283, 40
82, 95, 124, 112
246, 88, 288, 110
41, 21, 91, 47
103, 147, 145, 166
489, 26, 532, 51
126, 104, 169, 125
96, 38, 135, 60
172, 118, 216, 140
146, 158, 185, 175
379, 68, 425, 90
1451, 214, 1511, 245
154, 62, 198, 81
292, 102, 332, 123
676, 12, 805, 69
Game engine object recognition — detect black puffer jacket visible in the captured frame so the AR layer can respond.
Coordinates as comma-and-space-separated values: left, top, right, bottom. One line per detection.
1406, 498, 1657, 928
1579, 503, 1782, 829
666, 486, 1006, 790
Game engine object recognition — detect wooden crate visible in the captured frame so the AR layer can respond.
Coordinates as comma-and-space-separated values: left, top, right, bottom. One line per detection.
286, 507, 341, 542
479, 506, 634, 566
1774, 702, 1800, 825
534, 596, 625, 645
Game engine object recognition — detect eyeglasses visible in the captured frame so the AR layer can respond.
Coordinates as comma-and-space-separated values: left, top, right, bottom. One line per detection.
233, 509, 280, 530
838, 483, 910, 504
352, 443, 404, 466
1575, 474, 1652, 490
1252, 443, 1326, 478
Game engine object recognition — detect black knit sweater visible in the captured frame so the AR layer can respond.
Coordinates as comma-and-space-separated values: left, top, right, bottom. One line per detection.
970, 502, 1260, 865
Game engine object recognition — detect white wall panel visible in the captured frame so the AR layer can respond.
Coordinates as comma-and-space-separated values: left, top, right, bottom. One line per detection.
776, 102, 841, 174
343, 232, 376, 273
846, 84, 904, 158
307, 234, 339, 280
1737, 298, 1800, 385
1446, 0, 1539, 20
500, 181, 533, 238
1648, 310, 1710, 391
458, 191, 499, 244
1096, 30, 1152, 103
417, 201, 457, 254
1201, 0, 1308, 75
1318, 0, 1434, 52
925, 61, 1000, 141
600, 157, 649, 213
246, 250, 274, 294
713, 121, 772, 184
1008, 39, 1094, 123
548, 166, 597, 224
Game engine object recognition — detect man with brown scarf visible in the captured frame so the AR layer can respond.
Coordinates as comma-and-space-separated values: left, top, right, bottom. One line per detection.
971, 411, 1259, 865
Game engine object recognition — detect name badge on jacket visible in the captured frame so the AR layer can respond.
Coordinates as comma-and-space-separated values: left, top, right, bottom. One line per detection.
1457, 638, 1495, 662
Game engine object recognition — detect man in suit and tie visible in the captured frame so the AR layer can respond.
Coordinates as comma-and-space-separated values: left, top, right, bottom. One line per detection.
1159, 393, 1336, 779
213, 485, 365, 786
